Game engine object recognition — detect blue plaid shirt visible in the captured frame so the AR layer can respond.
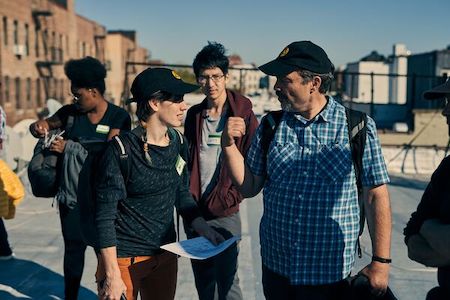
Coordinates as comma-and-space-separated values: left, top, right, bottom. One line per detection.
246, 96, 389, 285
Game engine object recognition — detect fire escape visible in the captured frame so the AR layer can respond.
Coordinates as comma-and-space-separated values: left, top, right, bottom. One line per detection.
32, 3, 62, 100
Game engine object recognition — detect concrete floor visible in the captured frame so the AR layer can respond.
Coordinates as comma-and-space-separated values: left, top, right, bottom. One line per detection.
0, 173, 439, 299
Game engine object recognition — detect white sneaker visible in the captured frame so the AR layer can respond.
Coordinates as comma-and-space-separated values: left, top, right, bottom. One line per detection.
0, 252, 15, 260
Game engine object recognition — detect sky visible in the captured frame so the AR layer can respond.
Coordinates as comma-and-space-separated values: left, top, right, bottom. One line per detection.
75, 0, 450, 68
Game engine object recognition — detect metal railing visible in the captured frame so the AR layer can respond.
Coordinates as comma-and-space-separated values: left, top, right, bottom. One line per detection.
121, 62, 448, 130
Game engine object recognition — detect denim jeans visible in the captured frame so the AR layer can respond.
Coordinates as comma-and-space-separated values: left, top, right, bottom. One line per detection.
185, 212, 243, 300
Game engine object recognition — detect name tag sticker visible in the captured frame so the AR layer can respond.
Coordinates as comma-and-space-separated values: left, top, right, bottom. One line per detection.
96, 124, 110, 134
207, 133, 222, 146
175, 155, 186, 176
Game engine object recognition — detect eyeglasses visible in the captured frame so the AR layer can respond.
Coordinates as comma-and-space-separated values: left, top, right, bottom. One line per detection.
197, 74, 225, 85
69, 88, 92, 103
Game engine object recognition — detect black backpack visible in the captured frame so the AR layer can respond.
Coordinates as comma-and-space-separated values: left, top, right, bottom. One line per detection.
78, 128, 187, 248
28, 116, 74, 198
260, 108, 367, 257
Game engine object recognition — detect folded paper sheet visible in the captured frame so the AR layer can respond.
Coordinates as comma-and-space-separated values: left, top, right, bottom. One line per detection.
161, 236, 240, 260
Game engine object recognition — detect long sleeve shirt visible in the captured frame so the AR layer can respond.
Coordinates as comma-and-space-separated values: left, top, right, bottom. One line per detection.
95, 127, 201, 257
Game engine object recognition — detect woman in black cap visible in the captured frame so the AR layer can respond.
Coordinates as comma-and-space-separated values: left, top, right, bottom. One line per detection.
95, 68, 224, 300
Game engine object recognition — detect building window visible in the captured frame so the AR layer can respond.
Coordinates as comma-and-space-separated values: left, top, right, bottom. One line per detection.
2, 17, 7, 46
25, 24, 29, 56
43, 29, 48, 56
82, 42, 86, 57
53, 78, 58, 99
4, 76, 10, 102
26, 78, 31, 107
59, 33, 63, 61
65, 35, 69, 54
13, 20, 18, 46
35, 27, 40, 57
36, 78, 41, 106
51, 31, 56, 61
59, 79, 64, 100
15, 77, 21, 109
47, 78, 52, 99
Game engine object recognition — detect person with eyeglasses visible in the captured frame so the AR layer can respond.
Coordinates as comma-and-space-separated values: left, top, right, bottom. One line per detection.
183, 42, 258, 300
404, 79, 450, 300
29, 56, 131, 300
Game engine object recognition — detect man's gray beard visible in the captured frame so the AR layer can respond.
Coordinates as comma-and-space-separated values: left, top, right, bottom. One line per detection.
280, 100, 295, 112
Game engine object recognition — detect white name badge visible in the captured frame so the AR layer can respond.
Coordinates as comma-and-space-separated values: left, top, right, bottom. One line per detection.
96, 124, 110, 134
207, 133, 222, 146
175, 155, 186, 176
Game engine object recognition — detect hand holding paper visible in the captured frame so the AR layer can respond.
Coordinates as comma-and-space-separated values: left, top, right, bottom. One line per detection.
161, 236, 240, 260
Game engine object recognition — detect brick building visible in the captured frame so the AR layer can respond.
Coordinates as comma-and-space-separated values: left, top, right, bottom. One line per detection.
0, 0, 149, 125
105, 30, 149, 106
0, 0, 105, 124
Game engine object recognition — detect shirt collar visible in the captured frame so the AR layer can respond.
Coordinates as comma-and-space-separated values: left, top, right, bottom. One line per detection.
319, 95, 336, 123
287, 95, 336, 125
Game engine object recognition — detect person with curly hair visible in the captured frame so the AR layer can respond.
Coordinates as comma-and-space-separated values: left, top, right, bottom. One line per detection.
29, 56, 131, 300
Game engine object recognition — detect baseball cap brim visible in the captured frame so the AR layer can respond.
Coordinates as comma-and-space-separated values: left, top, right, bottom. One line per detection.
423, 80, 450, 100
259, 59, 298, 77
126, 81, 199, 104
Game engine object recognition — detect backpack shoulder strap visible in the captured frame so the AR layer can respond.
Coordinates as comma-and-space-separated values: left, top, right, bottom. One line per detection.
113, 135, 131, 184
344, 107, 368, 258
64, 115, 75, 138
261, 110, 283, 164
168, 127, 186, 242
344, 107, 367, 195
170, 127, 188, 160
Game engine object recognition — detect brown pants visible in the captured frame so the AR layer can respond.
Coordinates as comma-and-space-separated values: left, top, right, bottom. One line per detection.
96, 251, 178, 300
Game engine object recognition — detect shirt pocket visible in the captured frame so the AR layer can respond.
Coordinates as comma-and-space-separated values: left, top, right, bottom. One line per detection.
316, 143, 353, 183
267, 142, 298, 183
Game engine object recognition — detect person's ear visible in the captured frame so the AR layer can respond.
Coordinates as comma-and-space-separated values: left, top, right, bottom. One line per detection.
148, 99, 160, 112
311, 76, 322, 93
89, 88, 99, 98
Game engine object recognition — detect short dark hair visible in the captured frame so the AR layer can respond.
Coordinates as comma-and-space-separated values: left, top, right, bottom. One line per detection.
298, 69, 334, 94
136, 90, 183, 122
193, 42, 229, 78
64, 56, 107, 95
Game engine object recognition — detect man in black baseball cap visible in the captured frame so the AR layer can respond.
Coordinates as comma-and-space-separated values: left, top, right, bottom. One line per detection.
404, 79, 450, 300
259, 40, 334, 77
257, 41, 336, 113
221, 41, 392, 299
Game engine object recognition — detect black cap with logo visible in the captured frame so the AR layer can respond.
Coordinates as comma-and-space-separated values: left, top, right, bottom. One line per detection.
127, 67, 199, 104
423, 79, 450, 100
259, 41, 334, 77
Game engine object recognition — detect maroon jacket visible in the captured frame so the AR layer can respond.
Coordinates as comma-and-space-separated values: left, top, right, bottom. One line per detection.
184, 90, 259, 220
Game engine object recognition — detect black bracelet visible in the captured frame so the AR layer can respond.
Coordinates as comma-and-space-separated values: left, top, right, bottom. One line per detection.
372, 256, 392, 264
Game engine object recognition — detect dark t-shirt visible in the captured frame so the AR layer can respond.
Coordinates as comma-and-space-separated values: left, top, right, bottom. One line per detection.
95, 128, 201, 257
55, 102, 131, 141
404, 156, 450, 241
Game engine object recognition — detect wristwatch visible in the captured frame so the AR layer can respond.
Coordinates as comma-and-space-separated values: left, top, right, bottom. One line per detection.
372, 255, 392, 264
